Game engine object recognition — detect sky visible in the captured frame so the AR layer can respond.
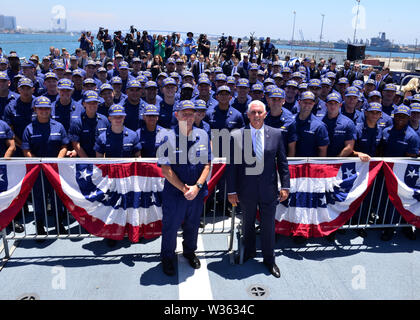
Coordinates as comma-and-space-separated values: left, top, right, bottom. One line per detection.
2, 0, 419, 45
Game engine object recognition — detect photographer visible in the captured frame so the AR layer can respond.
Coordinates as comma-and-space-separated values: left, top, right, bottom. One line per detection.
79, 31, 94, 56
224, 36, 236, 61
262, 37, 275, 60
114, 31, 125, 56
217, 34, 226, 57
140, 31, 154, 55
101, 29, 113, 58
198, 34, 211, 59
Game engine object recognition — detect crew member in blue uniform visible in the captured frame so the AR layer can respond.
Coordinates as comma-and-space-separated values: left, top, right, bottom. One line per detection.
71, 69, 84, 102
283, 80, 299, 113
193, 99, 211, 140
98, 83, 115, 116
111, 76, 127, 105
157, 100, 211, 276
322, 92, 356, 157
341, 86, 363, 124
136, 104, 163, 158
193, 77, 218, 110
230, 78, 252, 124
122, 80, 143, 131
51, 79, 84, 134
21, 96, 69, 238
249, 84, 265, 103
264, 88, 297, 156
69, 90, 110, 158
409, 103, 420, 149
40, 72, 59, 103
0, 71, 18, 118
157, 78, 178, 129
3, 78, 36, 157
358, 90, 393, 129
381, 84, 398, 116
378, 105, 419, 241
95, 104, 142, 158
295, 91, 330, 157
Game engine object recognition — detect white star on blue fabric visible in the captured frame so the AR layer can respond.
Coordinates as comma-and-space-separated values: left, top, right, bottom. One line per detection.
89, 190, 98, 199
103, 193, 110, 202
0, 174, 4, 182
320, 196, 327, 206
407, 170, 418, 179
79, 169, 92, 181
343, 168, 354, 178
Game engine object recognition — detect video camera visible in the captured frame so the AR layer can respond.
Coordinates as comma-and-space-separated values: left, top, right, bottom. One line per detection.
130, 25, 137, 34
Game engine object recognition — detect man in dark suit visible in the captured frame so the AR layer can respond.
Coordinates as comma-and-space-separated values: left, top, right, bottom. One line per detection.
237, 55, 250, 79
227, 100, 290, 278
191, 54, 208, 82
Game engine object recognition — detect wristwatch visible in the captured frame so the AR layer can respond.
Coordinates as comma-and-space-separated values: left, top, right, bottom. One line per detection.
196, 183, 203, 189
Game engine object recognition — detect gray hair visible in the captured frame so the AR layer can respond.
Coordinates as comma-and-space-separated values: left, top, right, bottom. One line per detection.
247, 100, 267, 113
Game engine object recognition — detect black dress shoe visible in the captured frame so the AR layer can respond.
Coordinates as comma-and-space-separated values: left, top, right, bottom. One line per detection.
162, 258, 176, 276
183, 253, 201, 269
14, 221, 25, 233
264, 262, 281, 278
402, 227, 416, 240
380, 229, 395, 241
106, 239, 117, 247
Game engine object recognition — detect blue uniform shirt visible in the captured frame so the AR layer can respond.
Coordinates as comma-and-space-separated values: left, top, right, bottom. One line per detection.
382, 125, 419, 157
0, 120, 14, 157
295, 113, 330, 157
264, 108, 298, 151
136, 124, 164, 158
157, 100, 176, 129
69, 112, 110, 157
51, 99, 84, 133
157, 125, 211, 196
0, 91, 18, 118
3, 97, 36, 140
205, 105, 245, 131
122, 100, 142, 131
357, 111, 393, 130
114, 93, 128, 105
322, 113, 356, 157
94, 127, 142, 158
341, 107, 363, 125
355, 121, 384, 157
21, 119, 69, 157
291, 99, 327, 120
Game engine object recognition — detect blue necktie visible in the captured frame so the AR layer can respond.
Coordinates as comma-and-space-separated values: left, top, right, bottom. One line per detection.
255, 130, 263, 162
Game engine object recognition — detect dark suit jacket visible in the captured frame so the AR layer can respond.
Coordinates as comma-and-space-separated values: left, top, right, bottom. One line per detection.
192, 61, 209, 82
227, 125, 290, 202
221, 60, 233, 77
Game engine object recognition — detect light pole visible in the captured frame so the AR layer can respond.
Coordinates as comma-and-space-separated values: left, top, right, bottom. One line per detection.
353, 0, 361, 44
291, 11, 296, 55
412, 39, 418, 71
319, 14, 325, 51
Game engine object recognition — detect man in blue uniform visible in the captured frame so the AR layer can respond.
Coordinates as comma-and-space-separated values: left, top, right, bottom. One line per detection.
21, 96, 69, 238
136, 104, 163, 158
98, 83, 115, 116
381, 84, 397, 116
40, 72, 59, 103
193, 99, 211, 140
249, 84, 264, 103
122, 80, 143, 131
283, 80, 299, 113
295, 91, 330, 157
111, 76, 127, 105
69, 90, 109, 158
230, 78, 252, 124
341, 86, 363, 124
0, 71, 18, 118
264, 88, 297, 156
3, 78, 36, 157
322, 92, 356, 157
157, 100, 211, 276
51, 79, 84, 134
194, 77, 218, 110
157, 78, 178, 129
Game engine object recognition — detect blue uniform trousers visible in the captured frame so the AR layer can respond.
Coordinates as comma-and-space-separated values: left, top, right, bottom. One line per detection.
160, 189, 204, 260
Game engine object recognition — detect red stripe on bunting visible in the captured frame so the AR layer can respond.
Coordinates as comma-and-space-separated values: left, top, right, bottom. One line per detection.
382, 161, 420, 228
0, 164, 41, 231
274, 161, 384, 238
96, 162, 164, 179
42, 163, 162, 242
289, 163, 342, 179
